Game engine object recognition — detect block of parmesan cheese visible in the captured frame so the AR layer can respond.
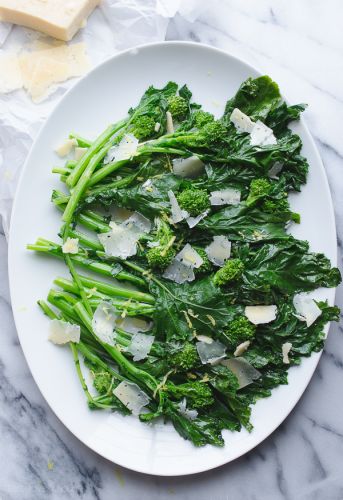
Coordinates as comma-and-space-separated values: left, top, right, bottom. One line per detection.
0, 0, 99, 41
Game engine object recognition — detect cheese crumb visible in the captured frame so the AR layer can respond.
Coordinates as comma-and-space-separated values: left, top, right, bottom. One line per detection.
230, 108, 254, 133
172, 156, 205, 178
293, 293, 322, 327
166, 111, 174, 134
234, 340, 251, 357
74, 147, 87, 160
55, 138, 77, 157
92, 301, 117, 345
205, 236, 231, 267
210, 188, 241, 206
282, 342, 292, 364
0, 53, 23, 93
62, 237, 79, 254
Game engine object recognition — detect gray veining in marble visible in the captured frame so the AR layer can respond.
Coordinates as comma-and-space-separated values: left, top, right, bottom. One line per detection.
1, 1, 343, 498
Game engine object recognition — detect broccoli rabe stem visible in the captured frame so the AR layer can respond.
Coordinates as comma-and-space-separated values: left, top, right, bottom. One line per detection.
68, 132, 92, 148
74, 302, 159, 394
27, 239, 147, 288
66, 120, 127, 188
54, 277, 154, 315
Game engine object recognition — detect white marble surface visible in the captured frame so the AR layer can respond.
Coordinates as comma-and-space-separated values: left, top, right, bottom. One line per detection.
1, 1, 343, 498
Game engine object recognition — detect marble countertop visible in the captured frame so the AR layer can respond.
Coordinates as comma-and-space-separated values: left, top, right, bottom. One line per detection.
1, 1, 343, 498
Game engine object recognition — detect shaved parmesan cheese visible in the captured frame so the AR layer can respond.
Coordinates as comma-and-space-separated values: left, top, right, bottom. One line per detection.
234, 340, 251, 357
98, 211, 151, 259
197, 340, 226, 365
176, 244, 203, 269
230, 108, 254, 133
196, 335, 213, 344
245, 305, 277, 325
92, 301, 117, 344
166, 111, 174, 134
282, 342, 292, 364
210, 188, 241, 206
154, 122, 161, 132
74, 147, 87, 160
186, 210, 209, 228
98, 224, 137, 259
268, 161, 283, 179
172, 156, 205, 178
293, 293, 322, 327
49, 319, 80, 345
250, 121, 277, 146
222, 358, 261, 389
163, 259, 195, 284
113, 381, 149, 415
168, 190, 189, 223
117, 316, 152, 334
123, 212, 151, 234
55, 138, 77, 157
126, 332, 155, 361
105, 134, 139, 164
178, 398, 198, 421
62, 237, 79, 254
205, 236, 231, 267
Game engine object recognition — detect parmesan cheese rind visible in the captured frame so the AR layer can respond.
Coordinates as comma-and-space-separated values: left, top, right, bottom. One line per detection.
48, 319, 80, 345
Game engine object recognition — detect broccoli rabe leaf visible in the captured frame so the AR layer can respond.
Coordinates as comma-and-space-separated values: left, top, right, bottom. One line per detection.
224, 75, 281, 121
150, 277, 233, 342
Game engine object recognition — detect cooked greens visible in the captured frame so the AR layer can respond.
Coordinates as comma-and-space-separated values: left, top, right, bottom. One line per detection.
28, 76, 341, 447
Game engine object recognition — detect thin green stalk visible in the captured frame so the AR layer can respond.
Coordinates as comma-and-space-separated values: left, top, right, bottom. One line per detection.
67, 121, 126, 188
74, 302, 158, 393
69, 133, 92, 148
77, 274, 155, 304
63, 142, 116, 224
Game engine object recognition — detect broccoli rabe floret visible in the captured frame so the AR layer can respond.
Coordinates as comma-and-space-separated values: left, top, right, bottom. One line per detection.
263, 197, 289, 213
194, 247, 213, 275
168, 342, 200, 371
223, 316, 256, 347
168, 95, 188, 121
194, 110, 215, 129
93, 371, 112, 395
131, 115, 156, 140
176, 188, 210, 216
166, 381, 214, 409
146, 218, 176, 270
213, 259, 244, 286
246, 178, 271, 205
201, 120, 227, 144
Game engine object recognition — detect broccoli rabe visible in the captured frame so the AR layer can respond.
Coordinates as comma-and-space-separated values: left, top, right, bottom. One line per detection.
246, 178, 271, 206
93, 371, 112, 395
168, 95, 188, 121
166, 381, 214, 409
146, 218, 176, 270
194, 110, 215, 129
194, 247, 213, 275
201, 120, 227, 145
177, 188, 210, 216
213, 259, 245, 286
223, 316, 256, 347
130, 115, 156, 140
168, 342, 200, 371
